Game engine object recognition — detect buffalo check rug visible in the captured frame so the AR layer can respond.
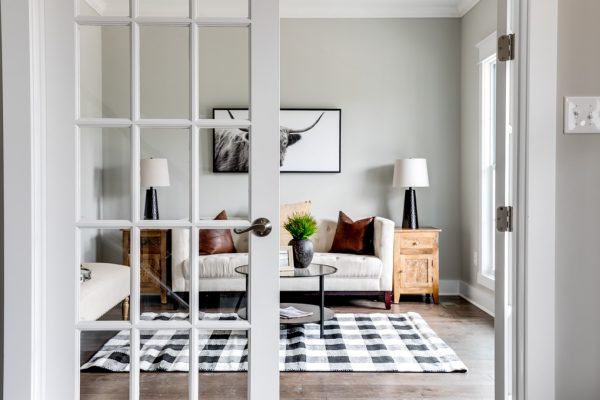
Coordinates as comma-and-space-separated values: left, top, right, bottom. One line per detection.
81, 312, 467, 373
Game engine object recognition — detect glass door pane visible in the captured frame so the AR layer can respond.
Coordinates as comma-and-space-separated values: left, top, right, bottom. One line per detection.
79, 25, 131, 119
79, 0, 129, 16
197, 0, 248, 18
140, 26, 190, 119
80, 330, 130, 400
139, 0, 190, 17
140, 330, 190, 399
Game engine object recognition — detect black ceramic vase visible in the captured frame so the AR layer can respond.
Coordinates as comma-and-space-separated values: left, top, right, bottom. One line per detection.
289, 239, 314, 268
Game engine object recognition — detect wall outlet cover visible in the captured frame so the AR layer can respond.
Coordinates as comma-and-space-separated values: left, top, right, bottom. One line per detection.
564, 96, 600, 134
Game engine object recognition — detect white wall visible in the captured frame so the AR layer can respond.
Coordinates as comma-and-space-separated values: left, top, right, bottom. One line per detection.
556, 0, 600, 397
459, 0, 497, 307
96, 19, 464, 280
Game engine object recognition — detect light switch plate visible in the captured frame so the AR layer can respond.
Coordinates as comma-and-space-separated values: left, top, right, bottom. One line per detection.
564, 96, 600, 134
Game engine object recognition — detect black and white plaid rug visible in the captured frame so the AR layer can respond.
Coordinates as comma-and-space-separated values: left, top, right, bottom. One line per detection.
81, 312, 467, 373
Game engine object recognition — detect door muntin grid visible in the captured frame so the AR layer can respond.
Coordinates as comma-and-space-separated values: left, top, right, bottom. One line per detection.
74, 1, 257, 399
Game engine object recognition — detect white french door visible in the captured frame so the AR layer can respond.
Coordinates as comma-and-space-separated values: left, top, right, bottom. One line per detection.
41, 0, 281, 399
496, 0, 519, 398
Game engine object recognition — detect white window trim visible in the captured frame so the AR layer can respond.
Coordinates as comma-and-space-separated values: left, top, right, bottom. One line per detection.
478, 270, 495, 291
476, 31, 497, 291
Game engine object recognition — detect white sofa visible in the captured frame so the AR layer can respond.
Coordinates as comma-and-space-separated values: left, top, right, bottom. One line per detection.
171, 217, 395, 308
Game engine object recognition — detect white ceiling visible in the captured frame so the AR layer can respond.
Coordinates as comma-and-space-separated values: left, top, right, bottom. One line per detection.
85, 0, 481, 18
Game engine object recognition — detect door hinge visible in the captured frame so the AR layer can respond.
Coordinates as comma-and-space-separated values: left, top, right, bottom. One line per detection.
496, 206, 513, 232
498, 33, 515, 62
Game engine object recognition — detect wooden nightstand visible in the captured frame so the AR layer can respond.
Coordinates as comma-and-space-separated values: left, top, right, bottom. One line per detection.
393, 227, 441, 304
122, 229, 171, 304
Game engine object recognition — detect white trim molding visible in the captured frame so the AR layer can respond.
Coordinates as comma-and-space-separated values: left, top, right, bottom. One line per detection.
439, 279, 495, 317
439, 279, 460, 295
457, 0, 480, 16
477, 272, 495, 291
520, 0, 558, 398
477, 31, 497, 61
84, 0, 482, 18
1, 0, 46, 398
459, 281, 495, 316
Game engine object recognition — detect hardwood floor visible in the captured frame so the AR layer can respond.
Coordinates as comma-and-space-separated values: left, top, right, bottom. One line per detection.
80, 295, 494, 400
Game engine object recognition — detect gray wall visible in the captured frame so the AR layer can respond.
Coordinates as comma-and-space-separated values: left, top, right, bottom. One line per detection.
459, 0, 497, 291
95, 18, 464, 280
556, 1, 600, 398
281, 19, 462, 281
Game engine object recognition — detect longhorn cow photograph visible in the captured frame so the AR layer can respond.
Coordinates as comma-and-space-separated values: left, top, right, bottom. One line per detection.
212, 108, 341, 173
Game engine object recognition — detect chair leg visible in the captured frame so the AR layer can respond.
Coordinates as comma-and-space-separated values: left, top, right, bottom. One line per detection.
384, 291, 392, 310
122, 296, 130, 320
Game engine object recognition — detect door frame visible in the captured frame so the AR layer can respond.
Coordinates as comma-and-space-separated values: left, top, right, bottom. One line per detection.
514, 1, 558, 399
2, 0, 557, 399
496, 0, 558, 399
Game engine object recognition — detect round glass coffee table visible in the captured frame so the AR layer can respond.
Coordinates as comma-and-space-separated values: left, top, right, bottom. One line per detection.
235, 264, 337, 338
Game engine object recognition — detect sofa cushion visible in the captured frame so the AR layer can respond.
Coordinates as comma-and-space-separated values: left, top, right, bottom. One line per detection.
330, 211, 375, 255
184, 253, 249, 280
199, 210, 236, 255
183, 252, 381, 281
280, 201, 312, 246
313, 253, 382, 279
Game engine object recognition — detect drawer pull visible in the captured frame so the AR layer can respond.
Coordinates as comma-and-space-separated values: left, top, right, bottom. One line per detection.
412, 242, 418, 246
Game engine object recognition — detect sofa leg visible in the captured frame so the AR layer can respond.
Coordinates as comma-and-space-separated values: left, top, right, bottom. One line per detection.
122, 296, 130, 320
384, 291, 392, 310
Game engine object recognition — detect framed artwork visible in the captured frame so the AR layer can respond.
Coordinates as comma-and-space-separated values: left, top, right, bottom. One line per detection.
212, 108, 341, 173
279, 246, 295, 271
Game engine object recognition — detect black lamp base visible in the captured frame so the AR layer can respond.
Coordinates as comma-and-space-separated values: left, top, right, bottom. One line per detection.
402, 188, 419, 229
144, 187, 159, 220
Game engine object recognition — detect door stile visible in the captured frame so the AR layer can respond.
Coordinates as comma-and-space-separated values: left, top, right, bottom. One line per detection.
129, 225, 142, 399
248, 0, 281, 399
189, 226, 200, 400
130, 1, 141, 394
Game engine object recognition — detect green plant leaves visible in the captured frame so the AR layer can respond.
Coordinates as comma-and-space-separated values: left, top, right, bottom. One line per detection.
283, 212, 318, 240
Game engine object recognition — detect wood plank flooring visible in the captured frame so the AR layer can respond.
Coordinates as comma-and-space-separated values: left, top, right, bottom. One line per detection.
80, 295, 494, 400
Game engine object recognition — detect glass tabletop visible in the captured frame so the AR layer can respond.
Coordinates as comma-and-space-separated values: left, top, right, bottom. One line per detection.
235, 264, 337, 278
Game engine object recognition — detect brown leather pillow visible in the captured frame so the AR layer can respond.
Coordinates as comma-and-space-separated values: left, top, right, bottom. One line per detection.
199, 210, 236, 255
329, 211, 375, 255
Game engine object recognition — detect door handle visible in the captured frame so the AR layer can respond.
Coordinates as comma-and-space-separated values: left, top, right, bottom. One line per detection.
233, 218, 272, 237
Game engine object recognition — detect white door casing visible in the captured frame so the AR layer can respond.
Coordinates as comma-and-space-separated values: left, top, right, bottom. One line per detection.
496, 0, 558, 399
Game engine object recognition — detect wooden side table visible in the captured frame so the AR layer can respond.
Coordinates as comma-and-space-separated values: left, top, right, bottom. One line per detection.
122, 229, 171, 304
393, 227, 441, 304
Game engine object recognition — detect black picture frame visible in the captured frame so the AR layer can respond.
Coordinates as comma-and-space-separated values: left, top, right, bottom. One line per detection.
212, 108, 342, 173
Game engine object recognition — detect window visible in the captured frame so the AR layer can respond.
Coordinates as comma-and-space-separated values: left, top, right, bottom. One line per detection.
477, 33, 497, 291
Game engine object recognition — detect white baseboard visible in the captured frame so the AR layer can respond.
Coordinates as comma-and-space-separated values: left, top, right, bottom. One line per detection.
427, 279, 495, 317
439, 279, 460, 295
458, 280, 495, 317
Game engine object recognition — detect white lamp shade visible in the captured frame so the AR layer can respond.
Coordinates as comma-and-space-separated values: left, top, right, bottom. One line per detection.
393, 158, 429, 188
141, 158, 170, 187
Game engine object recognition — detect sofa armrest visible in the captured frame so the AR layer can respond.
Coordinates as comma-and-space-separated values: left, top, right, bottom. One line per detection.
171, 228, 189, 292
374, 217, 395, 291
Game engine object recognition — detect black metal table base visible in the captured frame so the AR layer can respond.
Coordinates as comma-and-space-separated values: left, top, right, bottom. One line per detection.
236, 273, 330, 339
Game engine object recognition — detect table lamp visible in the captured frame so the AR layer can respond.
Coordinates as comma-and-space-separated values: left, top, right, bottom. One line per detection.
141, 158, 170, 220
393, 158, 429, 229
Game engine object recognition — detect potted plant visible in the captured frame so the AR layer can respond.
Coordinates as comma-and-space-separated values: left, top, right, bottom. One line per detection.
283, 212, 318, 268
